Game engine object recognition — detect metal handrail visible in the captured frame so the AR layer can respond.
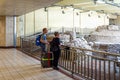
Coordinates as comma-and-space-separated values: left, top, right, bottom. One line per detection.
61, 48, 120, 63
59, 47, 120, 80
71, 47, 120, 57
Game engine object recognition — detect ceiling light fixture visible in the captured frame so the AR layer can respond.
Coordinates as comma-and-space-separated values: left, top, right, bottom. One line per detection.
76, 12, 79, 15
44, 7, 48, 12
98, 15, 101, 18
88, 14, 91, 17
62, 11, 65, 14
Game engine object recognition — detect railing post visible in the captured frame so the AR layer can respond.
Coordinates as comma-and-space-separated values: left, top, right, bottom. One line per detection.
71, 50, 74, 78
113, 62, 116, 80
20, 37, 22, 49
119, 64, 120, 79
87, 55, 90, 79
108, 60, 110, 80
103, 60, 106, 80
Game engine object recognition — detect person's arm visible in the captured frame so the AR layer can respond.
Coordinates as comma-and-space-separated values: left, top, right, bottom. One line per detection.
40, 35, 49, 44
40, 39, 48, 44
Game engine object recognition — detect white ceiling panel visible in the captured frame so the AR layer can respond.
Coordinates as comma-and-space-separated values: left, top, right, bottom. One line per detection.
56, 0, 120, 15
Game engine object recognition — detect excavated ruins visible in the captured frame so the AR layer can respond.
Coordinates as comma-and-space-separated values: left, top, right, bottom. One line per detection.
85, 25, 120, 61
59, 25, 120, 60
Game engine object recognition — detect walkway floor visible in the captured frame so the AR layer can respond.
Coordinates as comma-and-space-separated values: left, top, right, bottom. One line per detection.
0, 48, 73, 80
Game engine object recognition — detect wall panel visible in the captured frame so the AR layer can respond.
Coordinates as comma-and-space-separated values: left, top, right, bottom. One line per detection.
35, 8, 47, 32
0, 16, 6, 46
25, 12, 34, 36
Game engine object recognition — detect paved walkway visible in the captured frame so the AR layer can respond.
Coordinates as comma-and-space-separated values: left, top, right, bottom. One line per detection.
0, 48, 73, 80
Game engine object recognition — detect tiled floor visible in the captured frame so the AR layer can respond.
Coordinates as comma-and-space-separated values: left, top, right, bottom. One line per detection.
0, 48, 73, 80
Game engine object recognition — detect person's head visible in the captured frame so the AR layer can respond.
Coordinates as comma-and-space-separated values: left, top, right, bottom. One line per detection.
43, 28, 48, 34
54, 32, 59, 37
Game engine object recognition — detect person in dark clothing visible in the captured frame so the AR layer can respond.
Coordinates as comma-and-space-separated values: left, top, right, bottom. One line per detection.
51, 32, 61, 70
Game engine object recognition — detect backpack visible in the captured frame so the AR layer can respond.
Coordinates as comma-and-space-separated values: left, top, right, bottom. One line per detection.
35, 35, 42, 46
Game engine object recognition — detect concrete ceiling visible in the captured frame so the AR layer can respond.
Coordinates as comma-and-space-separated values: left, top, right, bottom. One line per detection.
56, 0, 120, 15
0, 0, 61, 16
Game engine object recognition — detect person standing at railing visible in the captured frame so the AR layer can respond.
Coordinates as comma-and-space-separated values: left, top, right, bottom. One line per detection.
40, 28, 49, 53
50, 32, 61, 70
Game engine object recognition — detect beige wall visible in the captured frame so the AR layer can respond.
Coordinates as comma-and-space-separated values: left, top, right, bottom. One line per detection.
0, 16, 15, 47
81, 11, 109, 28
25, 12, 34, 36
80, 11, 109, 34
0, 16, 6, 46
16, 15, 25, 47
17, 15, 24, 37
17, 7, 110, 36
48, 7, 73, 28
35, 8, 47, 32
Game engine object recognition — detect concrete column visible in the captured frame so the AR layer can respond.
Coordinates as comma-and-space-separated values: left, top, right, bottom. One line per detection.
13, 16, 17, 47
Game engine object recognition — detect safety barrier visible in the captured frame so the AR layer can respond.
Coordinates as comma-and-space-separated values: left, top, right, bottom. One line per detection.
59, 47, 120, 80
20, 35, 120, 80
21, 36, 41, 53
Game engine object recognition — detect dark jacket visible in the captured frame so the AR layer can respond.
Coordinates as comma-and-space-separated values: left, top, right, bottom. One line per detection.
50, 37, 60, 52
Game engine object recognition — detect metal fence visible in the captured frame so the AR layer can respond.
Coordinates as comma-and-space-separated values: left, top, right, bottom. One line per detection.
59, 47, 120, 80
21, 36, 41, 53
20, 35, 120, 80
